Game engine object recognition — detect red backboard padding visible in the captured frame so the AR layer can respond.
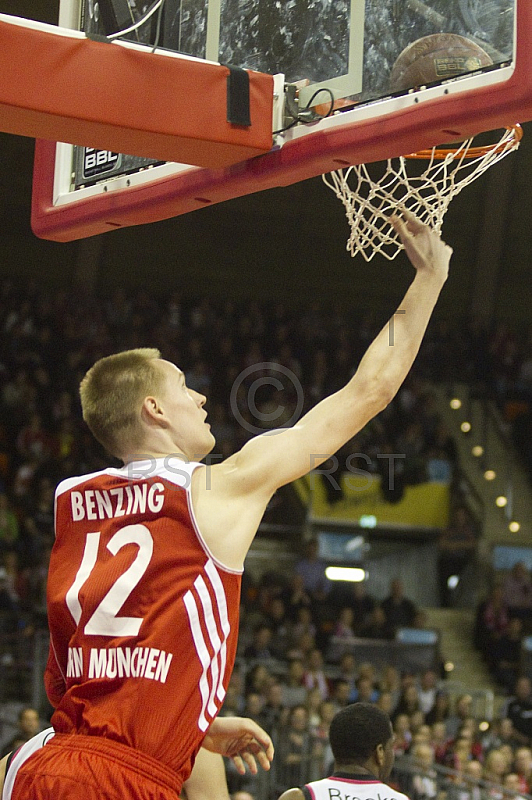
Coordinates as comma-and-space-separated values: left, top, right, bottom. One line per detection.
0, 15, 273, 168
30, 0, 532, 242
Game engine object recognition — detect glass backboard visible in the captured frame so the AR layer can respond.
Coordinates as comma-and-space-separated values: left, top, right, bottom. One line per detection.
31, 0, 530, 241
62, 0, 513, 190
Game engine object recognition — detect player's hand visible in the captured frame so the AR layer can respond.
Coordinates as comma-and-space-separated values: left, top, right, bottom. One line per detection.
202, 716, 274, 775
390, 208, 452, 282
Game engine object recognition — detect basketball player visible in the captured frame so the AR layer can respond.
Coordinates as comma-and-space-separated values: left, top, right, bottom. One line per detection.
1, 723, 268, 800
277, 703, 410, 800
1, 728, 55, 800
13, 209, 451, 800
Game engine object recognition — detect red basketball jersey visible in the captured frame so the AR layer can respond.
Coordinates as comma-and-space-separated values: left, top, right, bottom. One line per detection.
45, 458, 242, 787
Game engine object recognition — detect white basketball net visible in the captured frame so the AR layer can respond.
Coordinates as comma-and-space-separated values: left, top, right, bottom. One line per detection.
322, 126, 522, 262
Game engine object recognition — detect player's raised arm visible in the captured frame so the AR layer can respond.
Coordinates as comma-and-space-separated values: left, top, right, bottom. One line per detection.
197, 210, 450, 561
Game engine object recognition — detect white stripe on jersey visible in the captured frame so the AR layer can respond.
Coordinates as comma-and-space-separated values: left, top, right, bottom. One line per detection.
183, 590, 212, 732
3, 728, 55, 800
195, 575, 223, 718
183, 560, 231, 731
204, 559, 230, 703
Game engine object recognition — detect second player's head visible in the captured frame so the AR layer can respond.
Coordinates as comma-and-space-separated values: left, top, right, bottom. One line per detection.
329, 702, 395, 780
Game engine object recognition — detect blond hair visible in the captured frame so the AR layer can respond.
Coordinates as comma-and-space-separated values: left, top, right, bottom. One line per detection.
79, 348, 164, 458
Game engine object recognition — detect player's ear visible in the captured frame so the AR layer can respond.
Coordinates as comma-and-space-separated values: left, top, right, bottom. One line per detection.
141, 396, 169, 428
375, 742, 385, 767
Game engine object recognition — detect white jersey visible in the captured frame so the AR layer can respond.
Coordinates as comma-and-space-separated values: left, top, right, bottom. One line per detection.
303, 773, 411, 800
2, 728, 55, 800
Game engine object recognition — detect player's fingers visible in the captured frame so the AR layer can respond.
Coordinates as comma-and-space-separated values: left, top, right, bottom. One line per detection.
239, 721, 274, 761
389, 213, 410, 240
241, 752, 259, 774
231, 755, 247, 775
252, 748, 272, 772
259, 737, 274, 762
396, 206, 426, 232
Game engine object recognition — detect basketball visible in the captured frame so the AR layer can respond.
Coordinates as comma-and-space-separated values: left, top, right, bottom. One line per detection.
389, 33, 493, 93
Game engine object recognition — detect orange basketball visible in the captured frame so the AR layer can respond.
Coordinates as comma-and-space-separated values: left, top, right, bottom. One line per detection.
389, 33, 493, 93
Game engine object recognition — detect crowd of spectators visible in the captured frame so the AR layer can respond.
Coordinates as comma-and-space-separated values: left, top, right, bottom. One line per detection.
1, 278, 532, 798
475, 563, 532, 693
480, 322, 532, 480
0, 277, 477, 631
225, 551, 532, 797
220, 586, 532, 800
240, 556, 423, 658
485, 323, 532, 408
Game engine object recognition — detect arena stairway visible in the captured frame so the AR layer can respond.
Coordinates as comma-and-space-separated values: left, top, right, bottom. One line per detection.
434, 384, 532, 557
423, 606, 505, 717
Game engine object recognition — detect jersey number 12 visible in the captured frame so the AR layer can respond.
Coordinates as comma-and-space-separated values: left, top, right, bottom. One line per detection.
65, 524, 153, 637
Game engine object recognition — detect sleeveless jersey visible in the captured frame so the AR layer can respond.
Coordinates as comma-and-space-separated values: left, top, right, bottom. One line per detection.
45, 458, 242, 786
302, 773, 411, 800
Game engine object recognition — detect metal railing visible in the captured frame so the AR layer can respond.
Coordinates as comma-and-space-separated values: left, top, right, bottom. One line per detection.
393, 755, 532, 800
439, 679, 495, 722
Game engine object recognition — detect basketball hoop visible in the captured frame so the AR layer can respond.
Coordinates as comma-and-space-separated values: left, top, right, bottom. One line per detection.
322, 125, 523, 262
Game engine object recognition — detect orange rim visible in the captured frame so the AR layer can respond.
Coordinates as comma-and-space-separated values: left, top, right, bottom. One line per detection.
404, 124, 523, 160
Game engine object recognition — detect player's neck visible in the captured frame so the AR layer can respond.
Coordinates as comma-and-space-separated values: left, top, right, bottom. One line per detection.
335, 763, 378, 778
122, 446, 190, 465
121, 429, 193, 465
